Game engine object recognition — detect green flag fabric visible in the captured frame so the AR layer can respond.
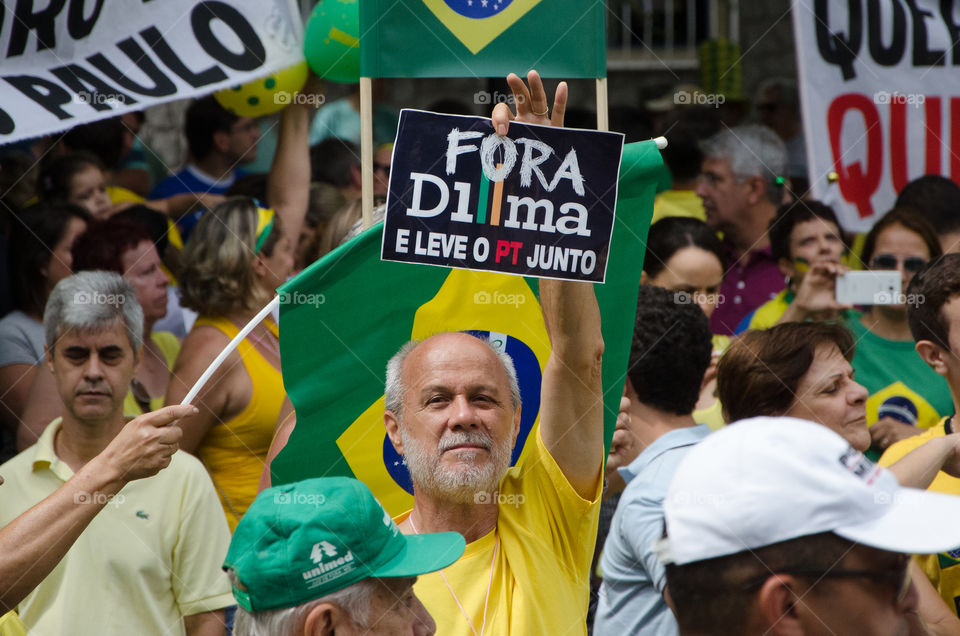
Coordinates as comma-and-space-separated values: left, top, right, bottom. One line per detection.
272, 140, 661, 515
359, 0, 605, 79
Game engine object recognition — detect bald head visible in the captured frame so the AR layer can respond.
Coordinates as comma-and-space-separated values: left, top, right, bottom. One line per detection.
384, 333, 521, 420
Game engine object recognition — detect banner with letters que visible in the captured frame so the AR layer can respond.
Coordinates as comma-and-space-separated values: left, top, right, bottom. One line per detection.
793, 0, 960, 233
0, 0, 303, 145
381, 109, 624, 283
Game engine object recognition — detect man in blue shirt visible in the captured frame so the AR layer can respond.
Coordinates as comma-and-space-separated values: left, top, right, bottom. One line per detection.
594, 284, 714, 635
150, 96, 260, 238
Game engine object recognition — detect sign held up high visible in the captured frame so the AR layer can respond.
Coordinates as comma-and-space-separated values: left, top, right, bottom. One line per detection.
381, 110, 624, 282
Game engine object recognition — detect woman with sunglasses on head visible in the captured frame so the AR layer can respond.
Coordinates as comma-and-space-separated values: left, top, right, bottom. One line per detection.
846, 207, 951, 455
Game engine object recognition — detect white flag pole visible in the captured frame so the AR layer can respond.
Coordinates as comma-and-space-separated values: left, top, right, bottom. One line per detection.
180, 295, 282, 406
596, 77, 608, 131
360, 76, 374, 229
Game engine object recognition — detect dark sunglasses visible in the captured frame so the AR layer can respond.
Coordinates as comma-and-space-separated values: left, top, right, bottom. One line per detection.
870, 254, 927, 273
740, 554, 912, 605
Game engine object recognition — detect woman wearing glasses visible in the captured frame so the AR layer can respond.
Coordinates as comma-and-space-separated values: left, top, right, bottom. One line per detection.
846, 207, 950, 454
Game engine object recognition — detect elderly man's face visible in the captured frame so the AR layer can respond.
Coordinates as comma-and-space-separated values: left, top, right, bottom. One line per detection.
385, 333, 520, 504
696, 157, 750, 235
47, 320, 138, 425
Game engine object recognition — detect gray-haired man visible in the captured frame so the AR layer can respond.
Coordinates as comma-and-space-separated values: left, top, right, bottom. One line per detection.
0, 271, 233, 635
696, 125, 787, 334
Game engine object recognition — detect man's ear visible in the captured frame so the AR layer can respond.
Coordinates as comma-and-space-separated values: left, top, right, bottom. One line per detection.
384, 410, 404, 454
639, 271, 650, 285
745, 175, 766, 206
212, 130, 231, 155
916, 340, 949, 376
755, 575, 807, 636
45, 344, 55, 373
133, 346, 143, 375
302, 602, 338, 635
512, 405, 522, 445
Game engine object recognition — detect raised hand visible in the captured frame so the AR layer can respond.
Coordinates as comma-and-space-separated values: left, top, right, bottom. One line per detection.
491, 70, 567, 136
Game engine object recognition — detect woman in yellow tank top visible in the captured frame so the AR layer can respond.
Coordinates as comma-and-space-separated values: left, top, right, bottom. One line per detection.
167, 198, 298, 531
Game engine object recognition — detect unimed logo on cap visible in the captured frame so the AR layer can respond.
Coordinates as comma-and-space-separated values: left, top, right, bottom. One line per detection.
301, 540, 356, 589
838, 447, 883, 486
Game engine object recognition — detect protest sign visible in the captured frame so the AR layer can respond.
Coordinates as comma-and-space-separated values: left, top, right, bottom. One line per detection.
0, 0, 303, 145
793, 0, 960, 232
380, 110, 624, 282
272, 140, 662, 515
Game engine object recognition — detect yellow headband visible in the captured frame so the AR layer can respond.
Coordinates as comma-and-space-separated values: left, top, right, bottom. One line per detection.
254, 205, 276, 253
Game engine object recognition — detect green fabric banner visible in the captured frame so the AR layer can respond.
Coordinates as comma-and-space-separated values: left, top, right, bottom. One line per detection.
271, 140, 660, 515
359, 0, 606, 78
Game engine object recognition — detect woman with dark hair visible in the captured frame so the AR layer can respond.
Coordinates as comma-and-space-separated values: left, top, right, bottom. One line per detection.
848, 207, 950, 453
716, 321, 960, 633
737, 199, 850, 332
0, 203, 89, 435
641, 217, 727, 428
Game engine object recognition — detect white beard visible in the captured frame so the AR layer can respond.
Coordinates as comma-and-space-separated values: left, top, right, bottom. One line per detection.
400, 427, 513, 505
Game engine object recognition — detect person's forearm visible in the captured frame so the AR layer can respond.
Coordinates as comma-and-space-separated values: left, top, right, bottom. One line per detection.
0, 456, 125, 611
539, 278, 603, 368
268, 102, 310, 243
888, 437, 951, 489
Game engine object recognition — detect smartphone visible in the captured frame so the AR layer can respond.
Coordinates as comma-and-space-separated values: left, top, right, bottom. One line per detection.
835, 270, 901, 305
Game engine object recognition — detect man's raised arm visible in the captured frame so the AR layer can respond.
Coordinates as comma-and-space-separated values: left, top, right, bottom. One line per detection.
538, 278, 604, 498
492, 71, 605, 499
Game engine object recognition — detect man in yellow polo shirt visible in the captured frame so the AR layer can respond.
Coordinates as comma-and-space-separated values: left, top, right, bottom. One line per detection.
382, 72, 604, 636
0, 272, 233, 635
880, 253, 960, 615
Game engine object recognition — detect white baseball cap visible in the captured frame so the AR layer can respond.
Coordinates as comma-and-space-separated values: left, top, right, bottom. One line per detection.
659, 416, 960, 566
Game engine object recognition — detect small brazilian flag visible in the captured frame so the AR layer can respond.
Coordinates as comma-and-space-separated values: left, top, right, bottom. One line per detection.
271, 141, 661, 515
359, 0, 605, 78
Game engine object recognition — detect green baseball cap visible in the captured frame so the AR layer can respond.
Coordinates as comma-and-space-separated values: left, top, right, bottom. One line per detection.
223, 477, 465, 612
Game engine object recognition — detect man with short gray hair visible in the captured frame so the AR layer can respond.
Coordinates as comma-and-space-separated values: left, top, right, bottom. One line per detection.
696, 124, 788, 334
0, 271, 234, 635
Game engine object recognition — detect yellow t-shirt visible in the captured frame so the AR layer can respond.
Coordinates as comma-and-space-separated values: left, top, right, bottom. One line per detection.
0, 612, 25, 636
397, 429, 602, 635
879, 418, 960, 615
651, 189, 706, 225
0, 419, 234, 635
746, 289, 793, 331
692, 334, 731, 431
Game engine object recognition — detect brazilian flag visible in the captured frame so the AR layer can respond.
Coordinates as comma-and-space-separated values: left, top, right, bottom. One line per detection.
271, 140, 661, 515
359, 0, 605, 78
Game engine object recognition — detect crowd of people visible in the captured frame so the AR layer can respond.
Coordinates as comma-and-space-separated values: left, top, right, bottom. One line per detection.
1, 55, 960, 636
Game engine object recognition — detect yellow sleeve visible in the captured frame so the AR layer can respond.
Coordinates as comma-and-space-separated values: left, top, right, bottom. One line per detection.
500, 428, 602, 582
0, 611, 27, 636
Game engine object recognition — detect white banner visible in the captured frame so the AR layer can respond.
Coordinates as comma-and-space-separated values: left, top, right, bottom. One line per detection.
0, 0, 303, 145
792, 0, 960, 233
